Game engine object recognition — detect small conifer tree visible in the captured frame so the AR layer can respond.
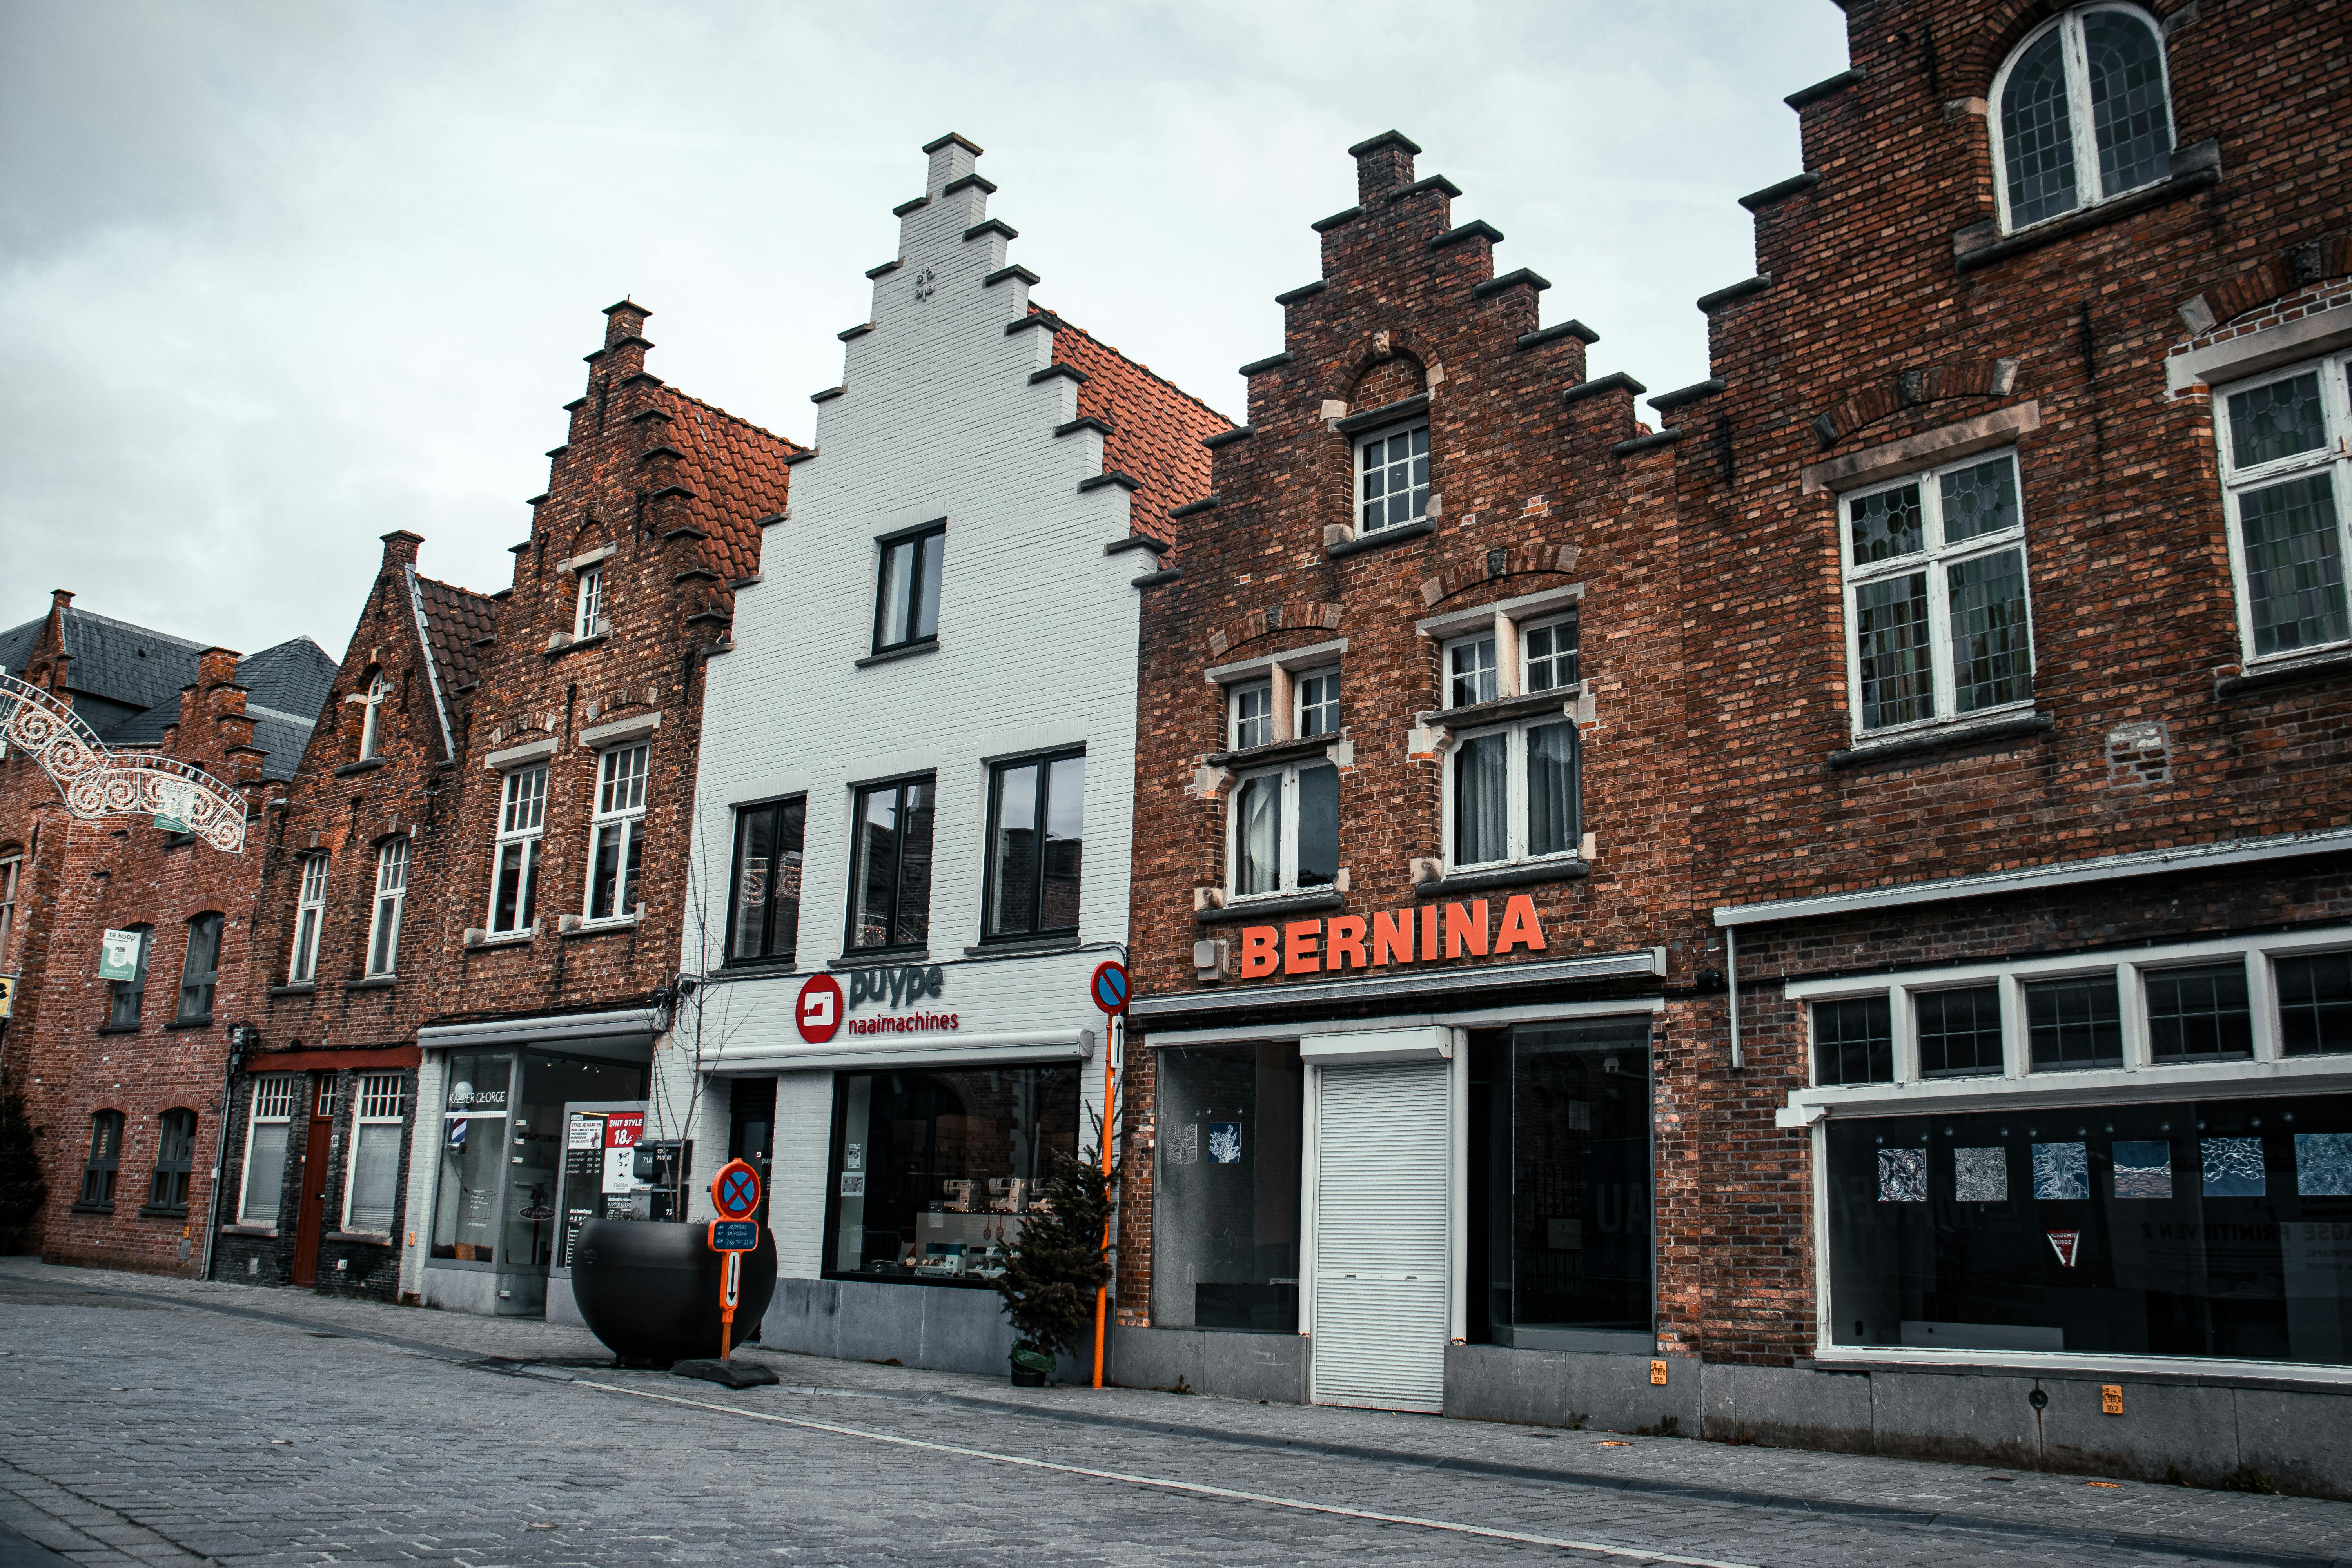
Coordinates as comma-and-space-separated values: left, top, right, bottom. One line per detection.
993, 1140, 1112, 1372
0, 1080, 46, 1254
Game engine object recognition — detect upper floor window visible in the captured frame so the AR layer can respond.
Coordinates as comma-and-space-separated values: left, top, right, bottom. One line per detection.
1295, 669, 1341, 738
1230, 682, 1274, 750
1439, 614, 1583, 871
587, 744, 648, 921
149, 1108, 196, 1212
177, 912, 223, 1022
985, 751, 1084, 942
358, 672, 389, 760
1840, 451, 2034, 736
106, 924, 152, 1029
1230, 760, 1338, 900
0, 852, 19, 972
289, 855, 327, 983
367, 839, 407, 977
490, 763, 548, 935
238, 1074, 301, 1227
2216, 355, 2352, 662
78, 1110, 123, 1208
872, 523, 945, 655
848, 775, 935, 951
344, 1072, 407, 1234
574, 565, 607, 640
1357, 422, 1430, 534
1993, 5, 2173, 232
727, 795, 806, 964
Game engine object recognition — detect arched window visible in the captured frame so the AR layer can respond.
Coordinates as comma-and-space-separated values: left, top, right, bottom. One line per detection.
149, 1109, 197, 1212
1992, 5, 2173, 232
367, 838, 408, 977
78, 1111, 124, 1207
178, 912, 223, 1022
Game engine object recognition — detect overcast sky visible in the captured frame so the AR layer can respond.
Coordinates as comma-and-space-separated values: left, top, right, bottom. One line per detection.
0, 2, 1851, 657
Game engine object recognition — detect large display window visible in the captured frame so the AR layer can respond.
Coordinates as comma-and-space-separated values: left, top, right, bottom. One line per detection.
1472, 1019, 1654, 1349
432, 1051, 514, 1261
1827, 1091, 2352, 1365
1151, 1042, 1303, 1332
431, 1051, 644, 1265
823, 1064, 1081, 1285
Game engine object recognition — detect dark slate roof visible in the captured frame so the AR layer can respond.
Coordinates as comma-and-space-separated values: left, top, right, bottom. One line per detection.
105, 637, 337, 782
0, 606, 209, 731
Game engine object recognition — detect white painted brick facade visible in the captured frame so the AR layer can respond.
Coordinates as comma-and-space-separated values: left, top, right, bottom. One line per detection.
662, 138, 1145, 1279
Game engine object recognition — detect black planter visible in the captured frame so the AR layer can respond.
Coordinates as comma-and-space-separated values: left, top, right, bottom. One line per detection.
570, 1218, 777, 1365
1010, 1366, 1047, 1387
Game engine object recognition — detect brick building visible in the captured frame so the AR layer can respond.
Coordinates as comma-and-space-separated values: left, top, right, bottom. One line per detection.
1661, 0, 2352, 1489
212, 531, 495, 1298
1116, 131, 1703, 1415
0, 592, 333, 1275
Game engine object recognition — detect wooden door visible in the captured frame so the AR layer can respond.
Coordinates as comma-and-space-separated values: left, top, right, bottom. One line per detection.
290, 1078, 334, 1286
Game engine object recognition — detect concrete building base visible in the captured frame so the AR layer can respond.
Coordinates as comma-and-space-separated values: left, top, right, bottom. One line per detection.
416, 1264, 498, 1316
1105, 1326, 1310, 1404
761, 1276, 1085, 1382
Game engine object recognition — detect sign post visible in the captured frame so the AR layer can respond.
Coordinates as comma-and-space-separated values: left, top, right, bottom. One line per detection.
707, 1158, 763, 1361
1087, 961, 1129, 1391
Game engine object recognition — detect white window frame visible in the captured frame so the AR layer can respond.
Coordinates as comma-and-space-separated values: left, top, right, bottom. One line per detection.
574, 565, 607, 640
1230, 681, 1274, 750
1355, 419, 1430, 534
1440, 718, 1581, 873
1784, 924, 2352, 1116
1838, 448, 2037, 740
340, 1071, 407, 1235
358, 673, 389, 761
288, 854, 327, 984
1435, 612, 1585, 873
1224, 760, 1338, 901
1443, 631, 1499, 709
0, 853, 19, 973
585, 742, 649, 923
238, 1074, 301, 1227
487, 763, 548, 936
1294, 667, 1340, 739
1989, 4, 2176, 235
2212, 351, 2352, 667
366, 838, 407, 978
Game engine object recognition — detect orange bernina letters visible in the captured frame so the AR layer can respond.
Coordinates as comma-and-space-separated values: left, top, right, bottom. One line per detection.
1239, 924, 1279, 978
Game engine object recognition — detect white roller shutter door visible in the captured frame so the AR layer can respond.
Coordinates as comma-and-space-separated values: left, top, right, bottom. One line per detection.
1310, 1059, 1450, 1412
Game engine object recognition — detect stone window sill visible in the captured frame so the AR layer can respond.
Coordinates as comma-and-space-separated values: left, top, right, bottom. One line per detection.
326, 1231, 394, 1247
465, 929, 537, 951
962, 935, 1082, 958
828, 949, 931, 970
2216, 647, 2352, 698
346, 976, 396, 991
94, 1024, 142, 1036
560, 917, 639, 940
719, 954, 799, 976
856, 639, 939, 670
1196, 889, 1345, 926
334, 757, 388, 778
267, 983, 318, 999
1952, 141, 2220, 273
165, 1016, 214, 1031
219, 1224, 278, 1238
70, 1202, 116, 1216
1207, 733, 1347, 771
1414, 858, 1591, 898
543, 633, 608, 659
140, 1203, 190, 1220
1828, 710, 2052, 770
1327, 519, 1435, 561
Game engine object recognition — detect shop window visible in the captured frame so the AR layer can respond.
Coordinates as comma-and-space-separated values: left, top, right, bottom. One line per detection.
727, 796, 806, 964
823, 1063, 1082, 1286
1917, 985, 2003, 1079
105, 924, 152, 1029
343, 1073, 407, 1234
288, 854, 327, 983
573, 565, 606, 640
431, 1051, 514, 1261
847, 775, 936, 951
2279, 952, 2352, 1057
1356, 422, 1429, 534
2214, 356, 2352, 662
1813, 996, 1893, 1086
177, 912, 222, 1022
238, 1075, 300, 1227
148, 1108, 196, 1212
0, 852, 20, 972
586, 744, 649, 922
2146, 961, 2254, 1063
78, 1110, 123, 1208
1228, 762, 1338, 899
1473, 1020, 1654, 1350
366, 839, 407, 977
872, 522, 945, 655
488, 764, 547, 935
1991, 5, 2173, 232
1825, 1092, 2352, 1365
1152, 1043, 1303, 1332
983, 751, 1084, 942
1840, 451, 2034, 737
1295, 669, 1341, 738
2026, 975, 2122, 1071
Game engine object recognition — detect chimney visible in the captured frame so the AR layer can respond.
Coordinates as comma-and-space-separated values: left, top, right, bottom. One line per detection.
36, 588, 74, 692
380, 530, 424, 571
1349, 129, 1421, 204
197, 647, 241, 688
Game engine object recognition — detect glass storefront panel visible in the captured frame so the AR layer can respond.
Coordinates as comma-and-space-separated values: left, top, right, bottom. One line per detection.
1827, 1092, 2352, 1365
500, 1055, 647, 1272
824, 1064, 1081, 1285
432, 1052, 514, 1261
1490, 1020, 1653, 1346
1151, 1043, 1303, 1332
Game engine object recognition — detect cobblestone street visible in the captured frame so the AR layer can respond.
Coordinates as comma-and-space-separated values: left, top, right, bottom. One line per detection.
3, 1259, 2348, 1568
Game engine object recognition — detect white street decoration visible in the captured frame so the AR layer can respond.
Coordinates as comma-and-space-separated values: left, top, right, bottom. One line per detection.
0, 671, 246, 852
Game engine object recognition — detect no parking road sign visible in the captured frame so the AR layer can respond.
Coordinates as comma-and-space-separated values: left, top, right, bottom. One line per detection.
1089, 960, 1129, 1015
705, 1158, 764, 1362
711, 1158, 762, 1221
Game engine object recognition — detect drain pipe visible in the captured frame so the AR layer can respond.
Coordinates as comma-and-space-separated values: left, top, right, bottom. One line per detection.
200, 1024, 250, 1280
1726, 926, 1744, 1071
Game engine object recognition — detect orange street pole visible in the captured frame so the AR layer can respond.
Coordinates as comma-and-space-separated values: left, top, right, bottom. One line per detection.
719, 1249, 739, 1361
1091, 1012, 1120, 1390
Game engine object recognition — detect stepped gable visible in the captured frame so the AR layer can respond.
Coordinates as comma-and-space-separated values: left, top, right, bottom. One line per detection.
654, 387, 798, 594
103, 635, 336, 782
1050, 321, 1230, 543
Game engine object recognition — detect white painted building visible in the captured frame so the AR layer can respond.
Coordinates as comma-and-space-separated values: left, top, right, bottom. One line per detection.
659, 134, 1225, 1373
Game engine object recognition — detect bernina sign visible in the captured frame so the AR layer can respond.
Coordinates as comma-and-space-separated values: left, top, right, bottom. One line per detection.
1230, 893, 1547, 979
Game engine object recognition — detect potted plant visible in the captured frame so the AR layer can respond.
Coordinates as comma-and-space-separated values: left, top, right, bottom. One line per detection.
993, 1140, 1112, 1387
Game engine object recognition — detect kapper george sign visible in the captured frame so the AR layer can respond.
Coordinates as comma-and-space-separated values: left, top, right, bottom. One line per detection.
1232, 893, 1548, 980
